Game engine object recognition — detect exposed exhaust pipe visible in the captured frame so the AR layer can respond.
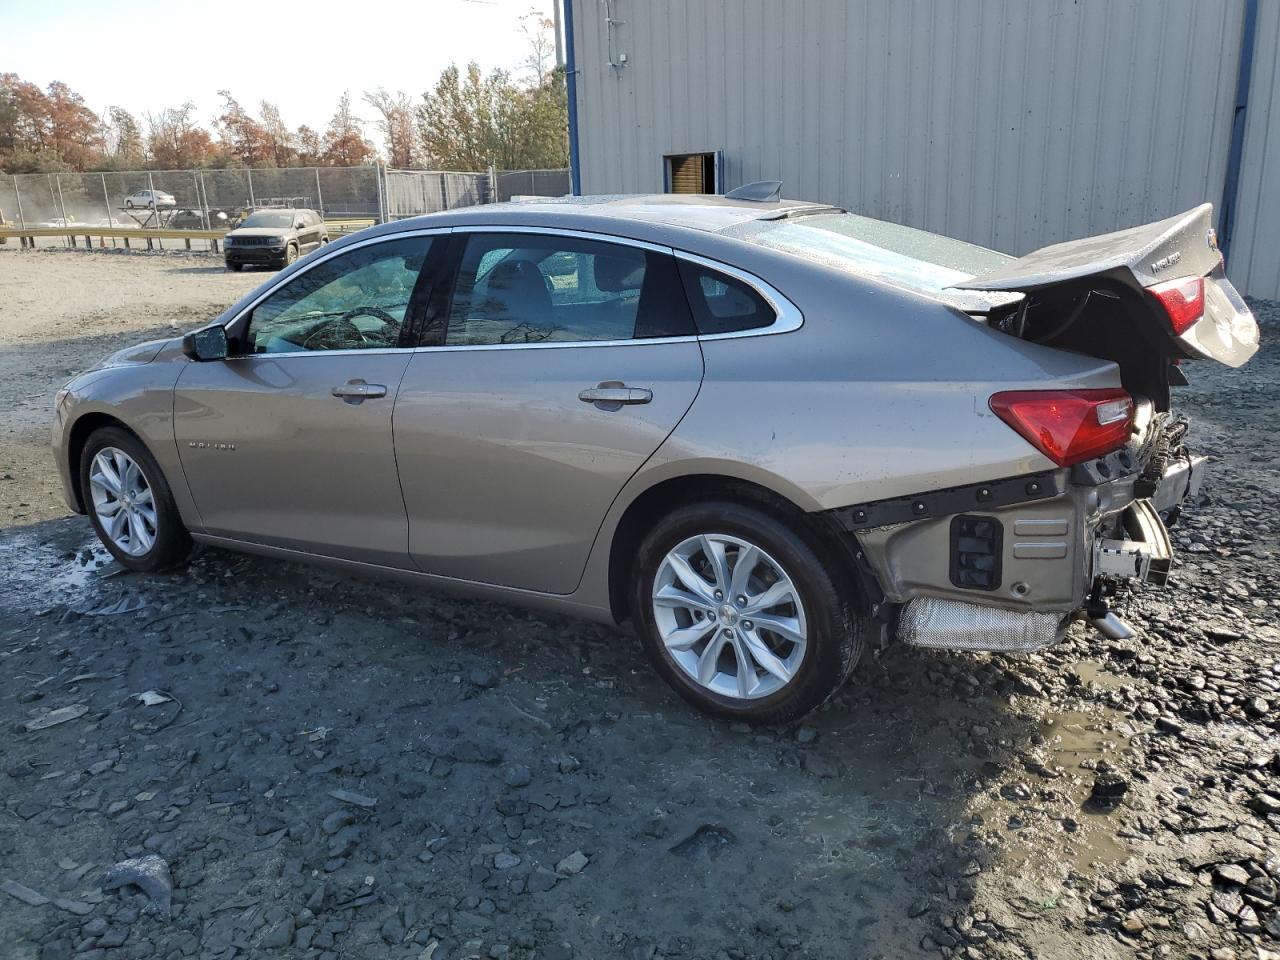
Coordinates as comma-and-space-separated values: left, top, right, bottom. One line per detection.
1089, 611, 1134, 640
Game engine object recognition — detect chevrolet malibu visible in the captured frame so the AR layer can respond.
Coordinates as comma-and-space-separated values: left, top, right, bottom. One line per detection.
52, 191, 1259, 722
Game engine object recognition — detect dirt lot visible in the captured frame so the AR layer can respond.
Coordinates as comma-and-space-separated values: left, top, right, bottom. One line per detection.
1, 249, 1278, 960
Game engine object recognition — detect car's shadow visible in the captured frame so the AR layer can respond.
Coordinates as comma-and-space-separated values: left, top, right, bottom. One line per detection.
0, 516, 1063, 958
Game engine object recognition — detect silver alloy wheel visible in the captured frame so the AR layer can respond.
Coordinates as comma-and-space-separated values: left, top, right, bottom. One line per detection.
651, 533, 808, 701
88, 447, 158, 557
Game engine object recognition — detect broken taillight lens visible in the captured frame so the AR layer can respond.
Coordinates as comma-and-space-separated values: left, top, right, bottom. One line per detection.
989, 389, 1134, 467
1148, 275, 1204, 336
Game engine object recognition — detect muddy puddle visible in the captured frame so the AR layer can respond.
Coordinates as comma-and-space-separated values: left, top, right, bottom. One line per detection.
971, 690, 1139, 883
0, 518, 115, 613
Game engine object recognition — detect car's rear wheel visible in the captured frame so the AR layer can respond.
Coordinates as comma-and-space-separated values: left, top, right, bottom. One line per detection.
631, 501, 864, 724
80, 426, 192, 572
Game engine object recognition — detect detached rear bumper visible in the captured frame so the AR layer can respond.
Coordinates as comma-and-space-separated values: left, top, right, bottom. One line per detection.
832, 453, 1203, 652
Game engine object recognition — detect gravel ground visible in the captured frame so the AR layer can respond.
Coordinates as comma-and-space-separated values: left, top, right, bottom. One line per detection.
0, 249, 1278, 960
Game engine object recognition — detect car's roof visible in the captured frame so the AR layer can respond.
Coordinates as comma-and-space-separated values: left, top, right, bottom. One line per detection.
488, 194, 839, 232
386, 194, 838, 239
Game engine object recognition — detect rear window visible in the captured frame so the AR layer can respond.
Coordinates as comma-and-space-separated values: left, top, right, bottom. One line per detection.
726, 212, 1014, 303
677, 260, 775, 334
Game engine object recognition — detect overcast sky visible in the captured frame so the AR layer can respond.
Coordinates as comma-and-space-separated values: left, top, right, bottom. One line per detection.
2, 0, 552, 132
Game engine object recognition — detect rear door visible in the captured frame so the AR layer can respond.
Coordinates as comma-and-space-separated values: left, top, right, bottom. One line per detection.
394, 229, 704, 594
302, 211, 324, 250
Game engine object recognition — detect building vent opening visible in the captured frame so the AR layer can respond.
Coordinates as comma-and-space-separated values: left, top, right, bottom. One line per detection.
664, 152, 721, 194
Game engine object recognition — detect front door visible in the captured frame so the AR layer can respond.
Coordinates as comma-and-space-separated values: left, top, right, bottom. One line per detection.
174, 234, 442, 566
395, 230, 704, 594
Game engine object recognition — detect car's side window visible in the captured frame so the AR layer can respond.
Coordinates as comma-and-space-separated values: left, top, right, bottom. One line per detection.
677, 259, 776, 334
443, 233, 695, 345
243, 237, 433, 354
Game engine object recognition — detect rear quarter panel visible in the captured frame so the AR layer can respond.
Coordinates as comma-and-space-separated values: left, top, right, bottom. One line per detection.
572, 254, 1123, 611
665, 258, 1120, 509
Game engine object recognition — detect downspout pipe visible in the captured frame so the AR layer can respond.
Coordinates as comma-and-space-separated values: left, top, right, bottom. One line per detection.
564, 0, 582, 195
1219, 0, 1259, 265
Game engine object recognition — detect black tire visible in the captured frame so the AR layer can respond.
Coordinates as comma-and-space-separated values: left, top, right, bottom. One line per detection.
126, 200, 134, 209
226, 261, 243, 272
283, 243, 298, 267
631, 500, 866, 724
80, 426, 192, 572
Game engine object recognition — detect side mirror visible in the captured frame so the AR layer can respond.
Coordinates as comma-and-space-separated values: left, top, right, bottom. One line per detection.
182, 324, 229, 362
294, 220, 305, 229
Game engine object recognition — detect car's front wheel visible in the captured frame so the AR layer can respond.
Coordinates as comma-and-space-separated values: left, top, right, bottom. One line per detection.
282, 243, 298, 267
226, 261, 242, 272
631, 501, 865, 724
80, 426, 192, 572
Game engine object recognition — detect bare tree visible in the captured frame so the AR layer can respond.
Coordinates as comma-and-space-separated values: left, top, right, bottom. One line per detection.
363, 88, 416, 168
519, 9, 556, 86
259, 101, 297, 167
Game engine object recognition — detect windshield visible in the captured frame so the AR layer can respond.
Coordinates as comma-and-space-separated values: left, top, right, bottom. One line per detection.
726, 212, 1019, 310
241, 212, 295, 229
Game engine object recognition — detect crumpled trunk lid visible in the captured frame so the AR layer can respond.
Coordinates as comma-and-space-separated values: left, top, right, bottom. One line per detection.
953, 204, 1259, 407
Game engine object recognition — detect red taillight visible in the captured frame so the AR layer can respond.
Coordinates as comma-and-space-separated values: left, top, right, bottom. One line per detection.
989, 389, 1134, 467
1148, 275, 1204, 336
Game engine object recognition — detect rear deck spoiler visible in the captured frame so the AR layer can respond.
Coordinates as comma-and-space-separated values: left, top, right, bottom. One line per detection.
951, 204, 1221, 294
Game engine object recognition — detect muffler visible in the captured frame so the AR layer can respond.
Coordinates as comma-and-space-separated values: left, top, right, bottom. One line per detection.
897, 597, 1062, 652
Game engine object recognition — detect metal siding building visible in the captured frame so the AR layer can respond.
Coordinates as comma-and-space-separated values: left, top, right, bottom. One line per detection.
570, 0, 1280, 299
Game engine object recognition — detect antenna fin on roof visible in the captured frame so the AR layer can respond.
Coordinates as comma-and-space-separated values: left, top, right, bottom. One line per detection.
724, 180, 783, 202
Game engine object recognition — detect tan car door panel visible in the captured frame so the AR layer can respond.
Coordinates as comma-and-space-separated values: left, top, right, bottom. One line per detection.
394, 339, 703, 594
174, 352, 413, 566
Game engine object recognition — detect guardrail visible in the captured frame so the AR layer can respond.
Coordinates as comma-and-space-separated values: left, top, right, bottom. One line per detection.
0, 219, 377, 251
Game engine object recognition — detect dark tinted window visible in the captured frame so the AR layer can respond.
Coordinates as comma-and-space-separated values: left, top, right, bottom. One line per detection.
445, 233, 694, 345
677, 260, 775, 334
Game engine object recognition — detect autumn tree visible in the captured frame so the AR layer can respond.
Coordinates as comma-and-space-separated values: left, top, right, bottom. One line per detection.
45, 81, 103, 169
145, 103, 219, 168
0, 73, 51, 154
295, 125, 323, 166
364, 88, 415, 168
216, 91, 270, 166
321, 91, 374, 166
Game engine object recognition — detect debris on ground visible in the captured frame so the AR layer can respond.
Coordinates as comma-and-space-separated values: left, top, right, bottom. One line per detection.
100, 855, 173, 920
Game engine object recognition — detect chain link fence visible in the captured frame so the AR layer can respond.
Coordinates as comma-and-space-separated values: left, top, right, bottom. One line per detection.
0, 166, 569, 247
494, 169, 572, 202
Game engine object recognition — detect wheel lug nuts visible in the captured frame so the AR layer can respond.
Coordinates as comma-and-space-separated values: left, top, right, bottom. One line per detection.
714, 591, 723, 601
735, 596, 746, 606
743, 621, 753, 630
722, 629, 733, 638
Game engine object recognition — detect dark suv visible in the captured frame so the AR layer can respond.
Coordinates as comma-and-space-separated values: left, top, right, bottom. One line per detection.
224, 209, 327, 271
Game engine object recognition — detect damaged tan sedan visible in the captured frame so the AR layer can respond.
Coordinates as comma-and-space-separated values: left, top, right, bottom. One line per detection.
52, 192, 1259, 722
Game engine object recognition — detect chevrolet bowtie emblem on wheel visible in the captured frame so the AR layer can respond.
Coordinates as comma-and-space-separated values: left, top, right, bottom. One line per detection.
187, 441, 236, 451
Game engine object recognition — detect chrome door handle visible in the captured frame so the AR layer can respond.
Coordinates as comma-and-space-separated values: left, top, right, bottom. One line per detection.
332, 379, 387, 403
578, 382, 653, 410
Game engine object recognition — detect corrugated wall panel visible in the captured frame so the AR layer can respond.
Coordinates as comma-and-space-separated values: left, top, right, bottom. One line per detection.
1228, 0, 1280, 300
573, 0, 1260, 289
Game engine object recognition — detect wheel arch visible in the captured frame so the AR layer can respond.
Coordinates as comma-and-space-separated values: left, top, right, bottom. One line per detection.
604, 471, 871, 625
65, 412, 146, 513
